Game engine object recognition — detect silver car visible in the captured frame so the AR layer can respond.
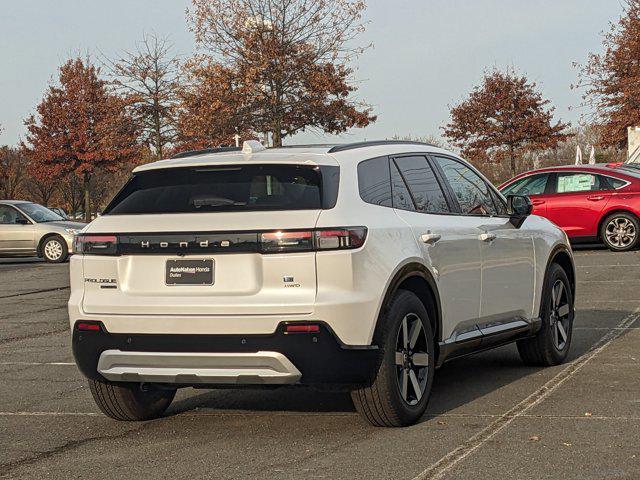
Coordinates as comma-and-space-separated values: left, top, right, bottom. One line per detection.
0, 200, 85, 263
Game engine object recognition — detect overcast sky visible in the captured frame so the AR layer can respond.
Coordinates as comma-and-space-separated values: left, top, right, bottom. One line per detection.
0, 0, 623, 147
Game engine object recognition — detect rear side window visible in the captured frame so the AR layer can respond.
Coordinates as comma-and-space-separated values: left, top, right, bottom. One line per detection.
555, 173, 605, 193
104, 164, 332, 215
358, 157, 392, 207
391, 162, 415, 211
609, 177, 628, 189
393, 156, 450, 213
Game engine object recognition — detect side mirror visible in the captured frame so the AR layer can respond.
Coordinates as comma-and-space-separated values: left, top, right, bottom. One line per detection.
507, 194, 532, 228
15, 216, 31, 225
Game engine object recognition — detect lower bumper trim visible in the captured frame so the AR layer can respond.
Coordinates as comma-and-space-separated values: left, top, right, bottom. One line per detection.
98, 349, 302, 385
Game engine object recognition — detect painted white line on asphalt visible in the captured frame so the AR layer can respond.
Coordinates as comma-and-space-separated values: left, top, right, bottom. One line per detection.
0, 412, 100, 416
412, 307, 640, 480
576, 264, 640, 268
0, 362, 75, 366
580, 299, 640, 303
574, 327, 639, 330
578, 280, 640, 283
2, 411, 639, 421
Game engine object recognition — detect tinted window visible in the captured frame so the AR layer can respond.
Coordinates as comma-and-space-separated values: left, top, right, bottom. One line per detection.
609, 177, 628, 189
394, 156, 449, 213
555, 173, 606, 193
489, 189, 508, 216
502, 174, 549, 196
390, 162, 415, 211
358, 157, 392, 207
105, 165, 325, 215
435, 156, 498, 215
0, 205, 19, 224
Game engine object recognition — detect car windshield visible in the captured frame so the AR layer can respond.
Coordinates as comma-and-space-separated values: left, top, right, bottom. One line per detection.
18, 203, 64, 222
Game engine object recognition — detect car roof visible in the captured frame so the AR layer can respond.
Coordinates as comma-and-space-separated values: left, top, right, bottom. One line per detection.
0, 200, 31, 205
134, 146, 339, 172
507, 163, 640, 182
133, 141, 454, 173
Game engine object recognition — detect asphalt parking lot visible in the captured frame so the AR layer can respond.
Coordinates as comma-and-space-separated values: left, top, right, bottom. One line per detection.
0, 250, 638, 480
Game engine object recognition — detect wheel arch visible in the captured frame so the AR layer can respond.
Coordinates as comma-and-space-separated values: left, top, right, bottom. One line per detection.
596, 209, 639, 241
544, 245, 576, 303
37, 232, 64, 258
373, 262, 442, 346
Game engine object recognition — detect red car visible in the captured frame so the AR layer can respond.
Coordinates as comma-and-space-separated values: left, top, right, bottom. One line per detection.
500, 163, 640, 251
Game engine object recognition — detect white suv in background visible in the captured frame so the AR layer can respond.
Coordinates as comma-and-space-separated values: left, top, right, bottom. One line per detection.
69, 140, 575, 427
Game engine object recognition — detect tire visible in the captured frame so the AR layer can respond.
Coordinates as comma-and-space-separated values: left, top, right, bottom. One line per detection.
41, 235, 68, 263
350, 290, 435, 427
88, 378, 176, 421
517, 263, 574, 366
600, 212, 640, 252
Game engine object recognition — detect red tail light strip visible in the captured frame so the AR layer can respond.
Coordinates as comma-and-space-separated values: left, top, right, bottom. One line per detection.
74, 227, 367, 255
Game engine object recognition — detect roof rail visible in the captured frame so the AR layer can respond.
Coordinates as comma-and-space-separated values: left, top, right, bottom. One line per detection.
277, 144, 339, 149
327, 140, 436, 154
170, 147, 241, 159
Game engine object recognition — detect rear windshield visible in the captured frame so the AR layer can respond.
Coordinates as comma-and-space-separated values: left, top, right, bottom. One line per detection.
104, 164, 338, 215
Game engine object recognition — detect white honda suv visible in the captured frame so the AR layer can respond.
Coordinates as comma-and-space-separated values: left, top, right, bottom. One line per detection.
69, 140, 575, 427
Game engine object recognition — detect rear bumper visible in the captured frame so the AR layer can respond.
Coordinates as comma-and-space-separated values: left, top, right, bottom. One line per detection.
98, 350, 302, 385
72, 321, 379, 387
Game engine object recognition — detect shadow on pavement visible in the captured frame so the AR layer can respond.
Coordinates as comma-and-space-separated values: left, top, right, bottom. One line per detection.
0, 257, 43, 265
167, 307, 631, 420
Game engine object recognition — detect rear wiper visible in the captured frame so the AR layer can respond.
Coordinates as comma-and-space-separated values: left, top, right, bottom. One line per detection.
193, 198, 246, 208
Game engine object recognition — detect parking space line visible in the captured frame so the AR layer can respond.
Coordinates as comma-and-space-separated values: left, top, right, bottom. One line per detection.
0, 362, 75, 366
411, 307, 640, 480
0, 286, 69, 299
0, 412, 100, 417
1, 411, 639, 421
574, 327, 639, 330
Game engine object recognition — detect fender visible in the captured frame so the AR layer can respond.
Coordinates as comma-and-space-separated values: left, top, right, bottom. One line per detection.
373, 262, 442, 344
541, 243, 576, 312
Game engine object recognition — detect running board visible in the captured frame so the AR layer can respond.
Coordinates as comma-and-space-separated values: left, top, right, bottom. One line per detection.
437, 317, 541, 367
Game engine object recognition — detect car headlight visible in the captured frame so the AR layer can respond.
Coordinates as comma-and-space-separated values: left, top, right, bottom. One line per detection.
64, 228, 80, 235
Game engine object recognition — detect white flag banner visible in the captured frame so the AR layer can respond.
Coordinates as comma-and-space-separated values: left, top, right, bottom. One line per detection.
575, 145, 583, 165
588, 145, 596, 165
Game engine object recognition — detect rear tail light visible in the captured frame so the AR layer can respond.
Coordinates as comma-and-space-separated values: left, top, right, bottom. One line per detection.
259, 227, 367, 253
73, 235, 118, 255
315, 227, 367, 250
260, 231, 314, 253
73, 227, 366, 255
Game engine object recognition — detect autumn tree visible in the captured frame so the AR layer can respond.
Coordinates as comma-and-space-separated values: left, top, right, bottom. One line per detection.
106, 34, 180, 159
24, 171, 59, 206
575, 0, 640, 149
0, 147, 29, 199
185, 0, 376, 147
23, 57, 139, 221
443, 69, 570, 177
177, 61, 256, 149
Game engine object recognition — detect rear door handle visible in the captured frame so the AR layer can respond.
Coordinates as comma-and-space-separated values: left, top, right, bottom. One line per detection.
587, 195, 605, 201
420, 233, 441, 244
479, 232, 497, 242
531, 199, 545, 205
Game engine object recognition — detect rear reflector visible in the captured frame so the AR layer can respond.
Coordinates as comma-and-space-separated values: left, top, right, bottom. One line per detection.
76, 322, 101, 332
285, 324, 321, 334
